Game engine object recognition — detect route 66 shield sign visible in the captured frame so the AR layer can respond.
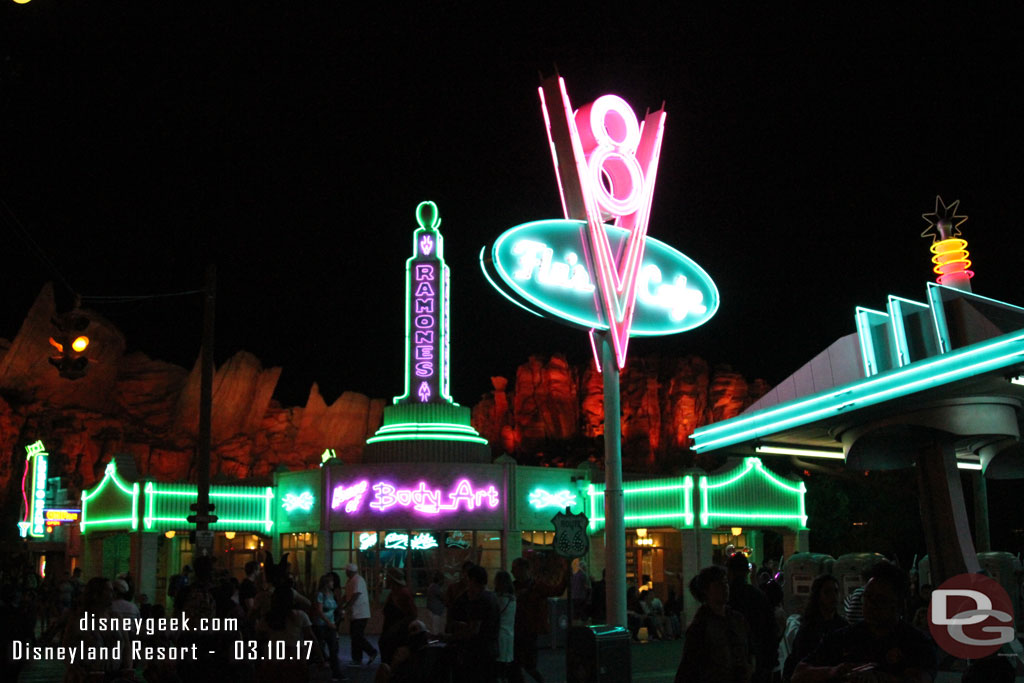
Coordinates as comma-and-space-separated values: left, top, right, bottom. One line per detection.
551, 509, 590, 558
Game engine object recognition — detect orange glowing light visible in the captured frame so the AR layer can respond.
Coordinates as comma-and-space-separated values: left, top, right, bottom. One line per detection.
931, 237, 974, 285
48, 337, 64, 353
71, 336, 89, 353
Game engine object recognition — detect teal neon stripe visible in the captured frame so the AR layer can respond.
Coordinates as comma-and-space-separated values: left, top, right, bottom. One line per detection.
692, 329, 1024, 452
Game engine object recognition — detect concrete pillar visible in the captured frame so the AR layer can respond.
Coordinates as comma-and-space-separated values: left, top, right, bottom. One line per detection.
783, 530, 809, 559
81, 534, 102, 579
915, 436, 980, 583
134, 533, 159, 605
504, 530, 523, 571
680, 527, 713, 627
971, 472, 991, 553
747, 530, 763, 567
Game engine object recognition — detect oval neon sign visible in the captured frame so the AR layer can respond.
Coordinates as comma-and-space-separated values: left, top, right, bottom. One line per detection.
483, 219, 719, 336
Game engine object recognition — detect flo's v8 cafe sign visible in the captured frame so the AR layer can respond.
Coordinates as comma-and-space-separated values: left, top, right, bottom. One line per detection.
481, 77, 718, 368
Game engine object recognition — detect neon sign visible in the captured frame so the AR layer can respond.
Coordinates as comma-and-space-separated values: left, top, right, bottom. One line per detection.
412, 532, 439, 550
922, 196, 973, 289
321, 449, 336, 465
332, 481, 368, 513
396, 201, 452, 405
384, 532, 407, 549
528, 488, 578, 510
20, 441, 49, 538
484, 221, 718, 336
331, 479, 500, 515
359, 532, 378, 550
80, 461, 140, 532
44, 508, 81, 526
541, 81, 666, 369
481, 77, 717, 370
282, 492, 315, 513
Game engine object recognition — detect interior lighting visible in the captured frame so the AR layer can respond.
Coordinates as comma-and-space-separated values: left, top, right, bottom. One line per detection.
956, 461, 982, 471
731, 527, 743, 537
164, 530, 175, 539
755, 444, 845, 459
224, 531, 236, 540
1009, 376, 1024, 387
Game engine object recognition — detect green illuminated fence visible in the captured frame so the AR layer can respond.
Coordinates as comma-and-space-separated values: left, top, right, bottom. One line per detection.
587, 476, 694, 532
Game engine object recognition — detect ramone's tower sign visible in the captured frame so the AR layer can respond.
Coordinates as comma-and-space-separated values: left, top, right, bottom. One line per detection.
364, 202, 488, 464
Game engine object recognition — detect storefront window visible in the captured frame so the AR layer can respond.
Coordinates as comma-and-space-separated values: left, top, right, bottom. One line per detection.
331, 531, 352, 572
281, 532, 320, 594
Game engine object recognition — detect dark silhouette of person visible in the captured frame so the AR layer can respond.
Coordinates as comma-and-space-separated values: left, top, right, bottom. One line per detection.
510, 556, 567, 683
782, 574, 846, 681
792, 563, 935, 683
676, 565, 753, 683
726, 552, 778, 683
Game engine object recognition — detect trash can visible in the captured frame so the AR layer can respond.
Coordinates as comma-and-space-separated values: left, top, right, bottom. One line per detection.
538, 597, 569, 649
566, 624, 631, 683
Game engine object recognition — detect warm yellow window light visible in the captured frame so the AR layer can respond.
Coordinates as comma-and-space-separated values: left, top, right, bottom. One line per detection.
731, 527, 743, 537
224, 531, 236, 540
164, 530, 175, 539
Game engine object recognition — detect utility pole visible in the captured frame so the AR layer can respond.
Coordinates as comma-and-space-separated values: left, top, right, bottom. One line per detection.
190, 264, 217, 555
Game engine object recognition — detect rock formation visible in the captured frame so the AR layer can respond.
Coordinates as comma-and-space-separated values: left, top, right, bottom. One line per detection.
0, 285, 768, 514
0, 285, 385, 511
471, 353, 769, 472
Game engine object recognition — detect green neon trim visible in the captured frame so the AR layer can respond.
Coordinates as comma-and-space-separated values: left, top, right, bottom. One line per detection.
394, 208, 453, 405
698, 458, 805, 528
587, 477, 695, 530
927, 284, 952, 354
701, 459, 755, 490
373, 422, 482, 434
366, 432, 488, 445
588, 481, 693, 496
479, 247, 546, 319
589, 512, 694, 524
855, 307, 888, 377
887, 296, 929, 367
80, 517, 136, 526
144, 481, 273, 532
80, 461, 139, 532
692, 329, 1024, 453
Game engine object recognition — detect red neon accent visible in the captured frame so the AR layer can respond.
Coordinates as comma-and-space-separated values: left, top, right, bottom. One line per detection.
20, 458, 30, 524
931, 237, 974, 285
539, 78, 667, 370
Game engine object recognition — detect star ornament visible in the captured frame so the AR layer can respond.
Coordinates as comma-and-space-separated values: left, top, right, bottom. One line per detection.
921, 196, 969, 241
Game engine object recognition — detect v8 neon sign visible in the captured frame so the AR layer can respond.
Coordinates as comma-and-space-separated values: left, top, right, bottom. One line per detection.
539, 78, 666, 369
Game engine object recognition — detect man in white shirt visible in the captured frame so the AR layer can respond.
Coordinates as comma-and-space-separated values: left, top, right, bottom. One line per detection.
342, 562, 377, 666
109, 578, 140, 620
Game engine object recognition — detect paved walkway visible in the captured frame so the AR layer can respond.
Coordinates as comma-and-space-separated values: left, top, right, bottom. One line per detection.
14, 634, 684, 682
14, 635, 986, 682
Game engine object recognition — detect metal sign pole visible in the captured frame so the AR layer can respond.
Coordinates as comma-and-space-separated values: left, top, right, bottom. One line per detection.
600, 332, 627, 628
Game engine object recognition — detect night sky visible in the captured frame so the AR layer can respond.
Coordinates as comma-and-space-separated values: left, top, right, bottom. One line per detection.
1, 5, 1021, 410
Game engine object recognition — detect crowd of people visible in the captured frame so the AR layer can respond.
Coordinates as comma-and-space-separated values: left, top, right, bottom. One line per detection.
675, 554, 1017, 683
0, 552, 574, 683
6, 551, 1015, 683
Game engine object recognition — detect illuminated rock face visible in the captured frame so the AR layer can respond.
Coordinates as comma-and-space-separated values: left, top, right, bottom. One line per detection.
0, 285, 384, 505
0, 286, 766, 506
472, 354, 769, 471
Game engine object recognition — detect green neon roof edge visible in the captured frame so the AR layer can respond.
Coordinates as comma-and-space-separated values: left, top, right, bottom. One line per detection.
692, 326, 1024, 452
